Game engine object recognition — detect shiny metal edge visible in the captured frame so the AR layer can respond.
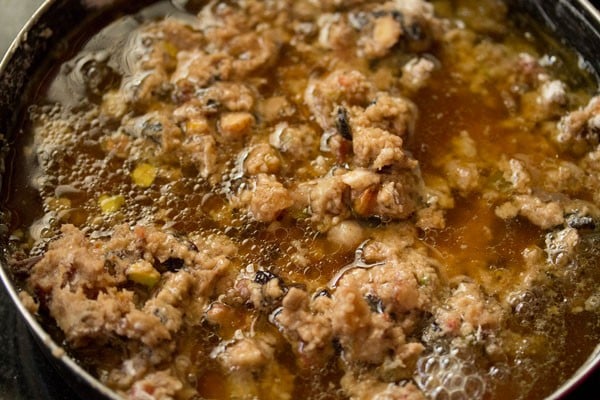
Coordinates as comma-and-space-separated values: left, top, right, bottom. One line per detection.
0, 0, 54, 69
547, 1, 600, 395
0, 1, 123, 399
0, 1, 598, 400
548, 345, 600, 400
576, 0, 600, 28
0, 265, 122, 399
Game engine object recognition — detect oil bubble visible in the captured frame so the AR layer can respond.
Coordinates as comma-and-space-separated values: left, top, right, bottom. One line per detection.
415, 346, 486, 400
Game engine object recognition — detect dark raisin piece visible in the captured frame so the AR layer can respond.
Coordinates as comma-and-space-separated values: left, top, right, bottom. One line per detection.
406, 22, 424, 41
391, 10, 404, 23
336, 106, 352, 140
254, 270, 278, 284
365, 293, 384, 313
332, 338, 343, 354
567, 214, 596, 230
163, 257, 185, 271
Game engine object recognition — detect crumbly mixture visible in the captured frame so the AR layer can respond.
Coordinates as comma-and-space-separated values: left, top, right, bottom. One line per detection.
3, 1, 600, 399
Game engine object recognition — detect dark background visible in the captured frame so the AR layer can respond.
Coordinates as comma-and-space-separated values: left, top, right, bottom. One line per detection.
0, 1, 598, 399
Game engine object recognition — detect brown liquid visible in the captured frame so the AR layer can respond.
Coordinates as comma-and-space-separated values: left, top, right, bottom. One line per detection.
2, 1, 599, 399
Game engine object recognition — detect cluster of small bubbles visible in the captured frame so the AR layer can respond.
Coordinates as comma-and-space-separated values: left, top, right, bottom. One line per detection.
29, 212, 58, 242
414, 345, 485, 400
510, 289, 545, 328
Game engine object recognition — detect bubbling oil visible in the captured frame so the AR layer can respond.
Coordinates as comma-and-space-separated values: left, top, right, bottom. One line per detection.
2, 1, 600, 400
415, 345, 486, 400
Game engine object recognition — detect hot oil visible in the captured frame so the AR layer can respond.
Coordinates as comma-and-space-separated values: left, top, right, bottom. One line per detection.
1, 0, 180, 249
410, 64, 547, 292
1, 4, 352, 396
2, 0, 600, 399
410, 4, 600, 399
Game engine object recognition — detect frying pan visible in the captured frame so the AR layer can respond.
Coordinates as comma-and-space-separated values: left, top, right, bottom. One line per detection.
0, 1, 598, 399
